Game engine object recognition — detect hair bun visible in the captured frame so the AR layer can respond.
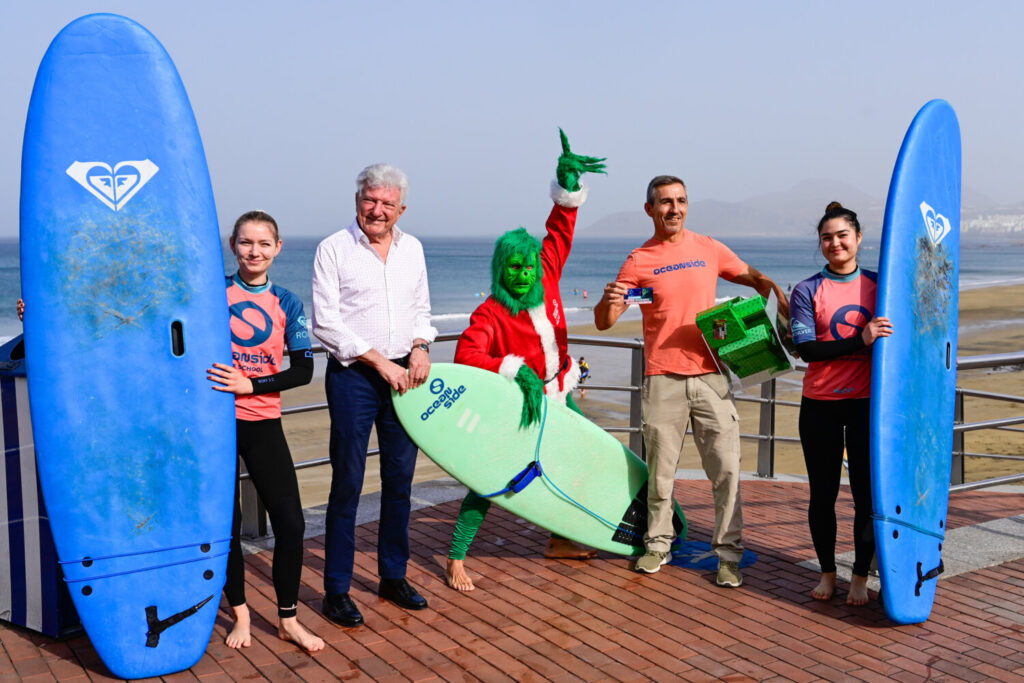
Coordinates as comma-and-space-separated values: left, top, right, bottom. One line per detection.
825, 201, 843, 213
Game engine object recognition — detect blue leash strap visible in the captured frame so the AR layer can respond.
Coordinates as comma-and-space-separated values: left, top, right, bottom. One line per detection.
479, 461, 544, 498
479, 394, 550, 498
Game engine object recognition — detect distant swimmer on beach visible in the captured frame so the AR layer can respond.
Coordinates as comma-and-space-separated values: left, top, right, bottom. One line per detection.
206, 210, 323, 652
445, 129, 606, 592
791, 202, 891, 606
578, 356, 590, 398
595, 175, 787, 586
16, 299, 24, 321
312, 164, 437, 627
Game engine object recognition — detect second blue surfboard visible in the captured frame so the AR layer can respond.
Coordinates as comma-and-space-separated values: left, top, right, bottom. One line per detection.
871, 99, 961, 624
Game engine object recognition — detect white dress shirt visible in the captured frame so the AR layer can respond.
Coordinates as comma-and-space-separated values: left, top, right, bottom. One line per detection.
312, 219, 437, 365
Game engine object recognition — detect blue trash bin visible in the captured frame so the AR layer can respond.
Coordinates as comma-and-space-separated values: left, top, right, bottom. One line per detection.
0, 334, 81, 637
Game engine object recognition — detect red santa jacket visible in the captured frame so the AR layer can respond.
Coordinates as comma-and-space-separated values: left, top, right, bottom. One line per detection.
455, 185, 587, 404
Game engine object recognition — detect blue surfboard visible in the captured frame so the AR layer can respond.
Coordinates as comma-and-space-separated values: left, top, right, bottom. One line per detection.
871, 100, 961, 624
19, 14, 235, 677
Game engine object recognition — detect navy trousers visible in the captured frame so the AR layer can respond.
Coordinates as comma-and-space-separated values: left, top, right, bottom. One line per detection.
323, 356, 418, 595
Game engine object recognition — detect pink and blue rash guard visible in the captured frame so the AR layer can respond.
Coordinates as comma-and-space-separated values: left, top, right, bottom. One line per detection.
790, 267, 878, 400
226, 274, 312, 420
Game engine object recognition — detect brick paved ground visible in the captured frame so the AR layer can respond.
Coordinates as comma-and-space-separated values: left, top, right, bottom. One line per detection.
4, 480, 1024, 682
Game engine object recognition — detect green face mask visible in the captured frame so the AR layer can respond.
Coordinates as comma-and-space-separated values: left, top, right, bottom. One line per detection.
501, 253, 538, 299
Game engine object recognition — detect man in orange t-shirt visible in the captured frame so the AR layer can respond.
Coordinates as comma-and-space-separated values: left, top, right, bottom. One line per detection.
595, 176, 788, 587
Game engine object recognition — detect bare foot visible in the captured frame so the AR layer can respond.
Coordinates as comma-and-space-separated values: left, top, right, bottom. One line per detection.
278, 615, 325, 652
847, 575, 870, 606
544, 537, 598, 560
811, 572, 836, 601
225, 604, 252, 649
446, 558, 475, 591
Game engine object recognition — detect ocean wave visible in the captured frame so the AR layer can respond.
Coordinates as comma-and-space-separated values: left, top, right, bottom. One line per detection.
960, 276, 1024, 290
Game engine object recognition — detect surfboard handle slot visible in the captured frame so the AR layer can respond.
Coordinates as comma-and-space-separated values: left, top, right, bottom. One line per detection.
946, 342, 951, 370
170, 320, 185, 357
915, 560, 944, 596
63, 549, 229, 584
59, 537, 231, 566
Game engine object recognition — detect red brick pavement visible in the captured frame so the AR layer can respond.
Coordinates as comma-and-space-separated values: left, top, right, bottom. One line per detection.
4, 480, 1024, 682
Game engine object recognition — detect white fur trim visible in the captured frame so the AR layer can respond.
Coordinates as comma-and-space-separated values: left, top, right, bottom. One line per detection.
528, 304, 560, 384
550, 179, 588, 208
498, 355, 526, 382
547, 356, 581, 405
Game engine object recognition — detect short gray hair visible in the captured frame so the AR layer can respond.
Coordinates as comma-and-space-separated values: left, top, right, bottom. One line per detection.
356, 163, 409, 204
646, 175, 687, 205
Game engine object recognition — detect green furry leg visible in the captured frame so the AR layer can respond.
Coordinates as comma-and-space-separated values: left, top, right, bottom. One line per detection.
448, 492, 492, 560
565, 392, 584, 417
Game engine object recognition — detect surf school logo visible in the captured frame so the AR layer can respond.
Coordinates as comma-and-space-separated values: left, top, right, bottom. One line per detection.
66, 159, 159, 211
920, 201, 952, 246
229, 301, 273, 348
829, 304, 872, 341
421, 382, 468, 421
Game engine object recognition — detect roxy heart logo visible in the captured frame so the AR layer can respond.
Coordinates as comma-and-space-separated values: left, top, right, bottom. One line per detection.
919, 200, 951, 246
66, 160, 159, 211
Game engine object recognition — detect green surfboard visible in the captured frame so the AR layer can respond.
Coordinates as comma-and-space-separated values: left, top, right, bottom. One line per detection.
393, 363, 686, 556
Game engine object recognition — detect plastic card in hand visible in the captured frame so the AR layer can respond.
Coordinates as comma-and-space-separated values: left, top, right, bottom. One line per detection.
624, 287, 653, 304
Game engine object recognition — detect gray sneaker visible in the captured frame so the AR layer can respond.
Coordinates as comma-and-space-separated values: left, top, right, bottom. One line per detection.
635, 550, 670, 574
716, 560, 743, 587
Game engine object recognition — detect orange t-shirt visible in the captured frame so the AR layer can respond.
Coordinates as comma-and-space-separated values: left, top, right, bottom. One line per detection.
616, 231, 747, 376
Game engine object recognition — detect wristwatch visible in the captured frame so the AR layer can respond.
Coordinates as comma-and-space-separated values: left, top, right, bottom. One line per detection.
415, 342, 430, 353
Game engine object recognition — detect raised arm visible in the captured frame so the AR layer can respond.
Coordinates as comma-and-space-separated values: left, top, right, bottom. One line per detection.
729, 265, 789, 318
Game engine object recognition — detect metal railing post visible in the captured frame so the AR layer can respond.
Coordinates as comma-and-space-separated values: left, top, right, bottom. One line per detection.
630, 339, 645, 459
756, 378, 776, 478
952, 387, 965, 485
238, 459, 268, 539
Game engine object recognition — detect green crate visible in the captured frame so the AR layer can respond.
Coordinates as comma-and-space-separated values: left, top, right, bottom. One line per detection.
731, 295, 769, 325
718, 323, 789, 377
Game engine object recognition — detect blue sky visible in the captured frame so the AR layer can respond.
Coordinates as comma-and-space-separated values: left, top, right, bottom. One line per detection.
1, 1, 1022, 237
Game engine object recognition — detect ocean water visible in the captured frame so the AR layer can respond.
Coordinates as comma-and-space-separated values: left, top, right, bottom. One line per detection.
2, 232, 1023, 341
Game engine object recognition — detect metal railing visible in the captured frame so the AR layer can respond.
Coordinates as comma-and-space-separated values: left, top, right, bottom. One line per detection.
239, 337, 1024, 535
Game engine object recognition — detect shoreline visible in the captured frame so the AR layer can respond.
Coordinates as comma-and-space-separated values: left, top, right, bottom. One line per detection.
280, 281, 1024, 508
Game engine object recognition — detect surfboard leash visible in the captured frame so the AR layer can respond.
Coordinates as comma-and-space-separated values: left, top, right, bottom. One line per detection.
479, 396, 645, 542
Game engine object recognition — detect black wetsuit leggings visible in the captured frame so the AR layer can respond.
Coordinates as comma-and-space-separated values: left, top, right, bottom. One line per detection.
225, 418, 305, 618
799, 396, 875, 577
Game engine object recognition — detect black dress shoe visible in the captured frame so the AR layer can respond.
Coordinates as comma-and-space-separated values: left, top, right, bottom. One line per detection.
322, 592, 364, 627
378, 578, 428, 610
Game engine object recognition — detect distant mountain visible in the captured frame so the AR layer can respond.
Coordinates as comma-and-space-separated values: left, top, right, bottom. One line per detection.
580, 178, 884, 238
579, 177, 1023, 238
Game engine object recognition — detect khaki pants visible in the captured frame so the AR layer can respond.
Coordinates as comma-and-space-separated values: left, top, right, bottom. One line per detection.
642, 372, 744, 561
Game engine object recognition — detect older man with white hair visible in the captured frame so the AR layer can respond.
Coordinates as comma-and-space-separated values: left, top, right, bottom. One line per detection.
312, 163, 437, 627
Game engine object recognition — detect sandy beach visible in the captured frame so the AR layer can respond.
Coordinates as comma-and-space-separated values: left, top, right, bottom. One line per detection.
280, 283, 1024, 508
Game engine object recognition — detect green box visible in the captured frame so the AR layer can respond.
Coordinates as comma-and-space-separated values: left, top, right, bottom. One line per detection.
718, 323, 789, 377
695, 295, 769, 349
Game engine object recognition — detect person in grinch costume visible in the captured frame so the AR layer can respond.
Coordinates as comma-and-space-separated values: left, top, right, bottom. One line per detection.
445, 129, 606, 592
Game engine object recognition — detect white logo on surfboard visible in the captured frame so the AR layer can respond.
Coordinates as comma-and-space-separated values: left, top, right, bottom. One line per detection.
66, 160, 159, 211
919, 201, 951, 246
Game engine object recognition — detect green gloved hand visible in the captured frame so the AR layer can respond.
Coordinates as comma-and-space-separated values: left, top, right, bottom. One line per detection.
556, 128, 607, 192
514, 365, 544, 429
